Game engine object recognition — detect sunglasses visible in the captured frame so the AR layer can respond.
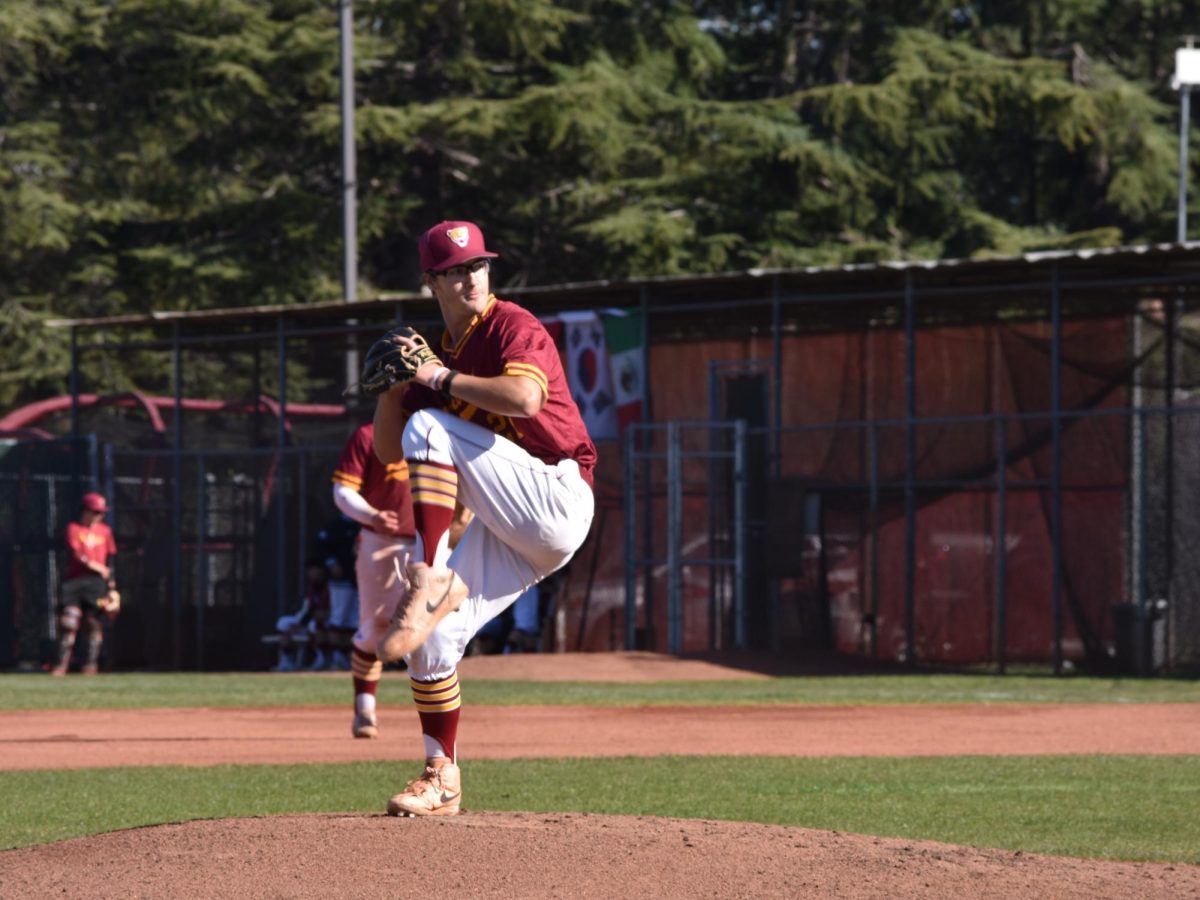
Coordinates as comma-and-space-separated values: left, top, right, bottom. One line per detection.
435, 259, 490, 280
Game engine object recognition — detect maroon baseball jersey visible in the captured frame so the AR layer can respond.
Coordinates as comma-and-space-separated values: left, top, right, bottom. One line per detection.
401, 296, 597, 487
332, 422, 417, 536
64, 520, 116, 580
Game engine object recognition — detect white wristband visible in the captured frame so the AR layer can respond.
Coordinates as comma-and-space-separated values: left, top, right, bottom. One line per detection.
430, 366, 451, 390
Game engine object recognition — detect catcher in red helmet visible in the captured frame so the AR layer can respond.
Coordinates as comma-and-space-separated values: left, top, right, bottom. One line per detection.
51, 492, 120, 676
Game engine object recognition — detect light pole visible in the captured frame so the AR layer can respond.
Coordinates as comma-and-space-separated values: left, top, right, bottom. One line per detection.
1173, 41, 1200, 242
1157, 41, 1200, 673
1131, 41, 1200, 673
339, 0, 360, 393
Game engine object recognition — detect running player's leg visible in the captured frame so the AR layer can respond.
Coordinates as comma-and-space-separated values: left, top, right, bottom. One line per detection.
350, 531, 414, 738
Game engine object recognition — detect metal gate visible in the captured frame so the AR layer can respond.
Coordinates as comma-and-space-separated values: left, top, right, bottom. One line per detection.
623, 420, 748, 654
106, 444, 341, 670
0, 437, 100, 668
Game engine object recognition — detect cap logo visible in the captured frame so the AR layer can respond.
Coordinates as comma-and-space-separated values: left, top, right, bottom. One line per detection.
446, 226, 470, 248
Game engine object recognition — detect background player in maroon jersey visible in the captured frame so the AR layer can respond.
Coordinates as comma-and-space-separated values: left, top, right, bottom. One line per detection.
331, 421, 418, 738
370, 219, 596, 816
51, 492, 118, 675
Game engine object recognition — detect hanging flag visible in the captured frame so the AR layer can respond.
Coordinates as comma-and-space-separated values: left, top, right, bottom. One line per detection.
541, 316, 564, 350
561, 311, 618, 440
539, 315, 567, 373
602, 311, 645, 433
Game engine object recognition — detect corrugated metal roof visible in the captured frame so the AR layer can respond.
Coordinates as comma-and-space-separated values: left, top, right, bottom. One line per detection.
45, 241, 1200, 329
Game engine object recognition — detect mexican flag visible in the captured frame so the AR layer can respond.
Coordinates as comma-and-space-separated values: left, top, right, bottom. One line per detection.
559, 310, 645, 441
602, 311, 645, 434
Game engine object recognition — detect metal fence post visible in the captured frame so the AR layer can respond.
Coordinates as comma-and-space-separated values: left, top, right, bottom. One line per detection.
276, 318, 288, 622
624, 426, 637, 650
69, 328, 80, 441
903, 272, 917, 665
1050, 266, 1064, 674
196, 455, 207, 671
733, 419, 747, 650
641, 426, 655, 650
994, 415, 1008, 674
707, 366, 720, 649
171, 321, 184, 669
296, 448, 308, 604
667, 422, 682, 655
867, 422, 880, 657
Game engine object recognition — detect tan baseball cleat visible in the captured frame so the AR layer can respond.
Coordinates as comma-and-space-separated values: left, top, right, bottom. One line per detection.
376, 562, 468, 662
386, 761, 462, 817
352, 711, 378, 739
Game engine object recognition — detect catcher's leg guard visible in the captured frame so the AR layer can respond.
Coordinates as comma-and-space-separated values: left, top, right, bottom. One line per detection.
386, 761, 461, 817
376, 563, 467, 663
52, 607, 82, 675
82, 613, 104, 672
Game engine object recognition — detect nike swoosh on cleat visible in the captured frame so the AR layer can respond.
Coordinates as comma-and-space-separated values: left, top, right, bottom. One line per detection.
425, 581, 455, 613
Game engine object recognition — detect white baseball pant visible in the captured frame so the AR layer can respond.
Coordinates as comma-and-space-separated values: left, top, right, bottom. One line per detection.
352, 529, 416, 653
401, 408, 593, 679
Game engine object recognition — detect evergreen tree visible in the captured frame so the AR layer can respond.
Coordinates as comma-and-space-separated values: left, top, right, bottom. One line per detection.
0, 1, 1193, 406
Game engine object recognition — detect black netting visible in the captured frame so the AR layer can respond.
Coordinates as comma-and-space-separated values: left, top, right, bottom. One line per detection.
0, 439, 97, 667
9, 280, 1200, 674
608, 304, 1200, 673
105, 445, 348, 670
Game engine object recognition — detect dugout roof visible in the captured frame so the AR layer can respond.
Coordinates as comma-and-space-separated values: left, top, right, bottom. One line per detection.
47, 242, 1200, 348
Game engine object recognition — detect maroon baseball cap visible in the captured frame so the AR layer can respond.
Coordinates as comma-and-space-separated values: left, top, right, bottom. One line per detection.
419, 221, 499, 273
81, 492, 108, 513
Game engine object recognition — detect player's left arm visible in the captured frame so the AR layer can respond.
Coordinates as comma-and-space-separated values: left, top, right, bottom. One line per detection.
373, 390, 409, 463
425, 370, 545, 418
409, 319, 550, 418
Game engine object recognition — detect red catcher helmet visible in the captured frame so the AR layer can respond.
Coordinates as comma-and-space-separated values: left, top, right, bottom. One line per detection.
81, 492, 108, 513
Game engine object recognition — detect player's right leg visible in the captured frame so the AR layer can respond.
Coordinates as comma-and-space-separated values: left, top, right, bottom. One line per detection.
385, 665, 462, 817
80, 610, 104, 674
379, 409, 592, 662
50, 604, 82, 676
376, 562, 468, 662
384, 566, 526, 818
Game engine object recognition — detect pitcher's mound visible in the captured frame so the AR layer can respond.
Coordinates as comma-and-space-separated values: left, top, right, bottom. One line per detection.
2, 812, 1195, 899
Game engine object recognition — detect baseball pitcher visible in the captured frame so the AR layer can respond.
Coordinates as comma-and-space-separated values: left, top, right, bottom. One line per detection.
361, 220, 596, 816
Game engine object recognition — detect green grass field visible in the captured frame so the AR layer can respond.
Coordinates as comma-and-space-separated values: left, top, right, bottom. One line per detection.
2, 672, 1197, 861
3, 670, 1198, 710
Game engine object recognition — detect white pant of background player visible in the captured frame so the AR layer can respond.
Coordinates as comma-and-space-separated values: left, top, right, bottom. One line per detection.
401, 408, 594, 679
352, 529, 416, 653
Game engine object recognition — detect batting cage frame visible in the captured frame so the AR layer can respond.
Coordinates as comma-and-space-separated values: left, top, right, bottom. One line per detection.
5, 243, 1200, 673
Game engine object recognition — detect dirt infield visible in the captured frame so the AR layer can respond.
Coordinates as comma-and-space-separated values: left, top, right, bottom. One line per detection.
2, 652, 1198, 899
4, 702, 1199, 770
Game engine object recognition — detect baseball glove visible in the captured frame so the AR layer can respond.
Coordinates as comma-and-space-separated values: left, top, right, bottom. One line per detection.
98, 588, 121, 620
354, 326, 442, 396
